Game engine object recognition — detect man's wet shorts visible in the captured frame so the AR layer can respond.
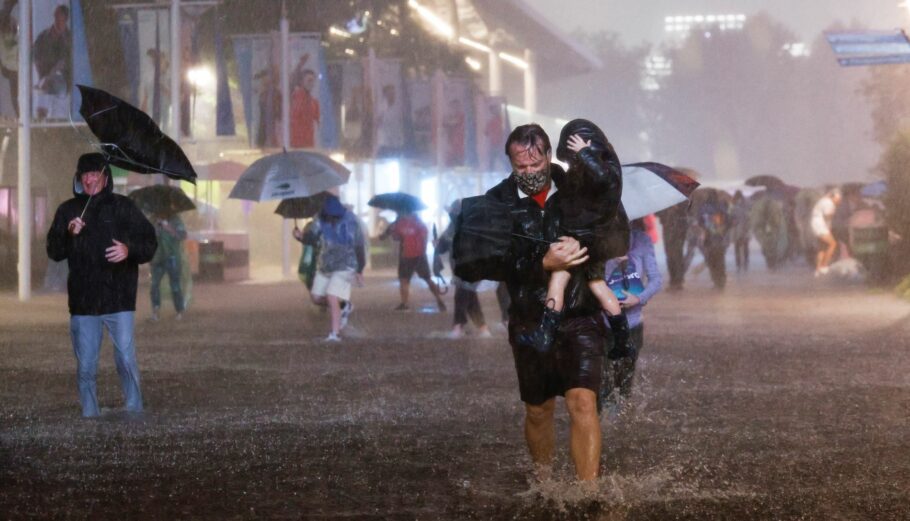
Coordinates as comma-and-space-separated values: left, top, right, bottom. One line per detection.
311, 269, 356, 301
509, 314, 606, 405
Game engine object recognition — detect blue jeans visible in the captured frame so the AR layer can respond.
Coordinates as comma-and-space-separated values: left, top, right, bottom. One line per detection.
69, 312, 143, 417
150, 256, 184, 312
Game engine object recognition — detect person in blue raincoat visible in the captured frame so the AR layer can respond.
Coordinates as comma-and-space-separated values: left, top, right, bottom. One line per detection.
295, 195, 366, 342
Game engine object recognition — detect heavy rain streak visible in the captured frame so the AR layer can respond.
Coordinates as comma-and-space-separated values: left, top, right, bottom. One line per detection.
3, 0, 910, 519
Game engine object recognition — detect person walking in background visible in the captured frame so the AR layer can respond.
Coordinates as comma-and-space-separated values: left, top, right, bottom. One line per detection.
46, 153, 157, 417
436, 199, 492, 339
811, 188, 842, 277
697, 190, 730, 289
601, 218, 663, 415
149, 213, 186, 321
294, 195, 365, 342
381, 209, 446, 312
294, 218, 321, 294
730, 190, 752, 273
831, 185, 862, 259
656, 202, 690, 291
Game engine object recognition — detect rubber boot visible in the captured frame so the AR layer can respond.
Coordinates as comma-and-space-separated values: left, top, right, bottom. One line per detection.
606, 313, 636, 360
518, 305, 563, 354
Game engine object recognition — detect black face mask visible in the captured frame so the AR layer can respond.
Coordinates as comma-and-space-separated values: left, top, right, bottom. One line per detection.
511, 165, 551, 196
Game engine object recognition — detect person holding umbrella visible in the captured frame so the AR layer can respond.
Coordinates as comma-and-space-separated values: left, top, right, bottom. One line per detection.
375, 198, 446, 312
46, 153, 158, 417
294, 194, 366, 342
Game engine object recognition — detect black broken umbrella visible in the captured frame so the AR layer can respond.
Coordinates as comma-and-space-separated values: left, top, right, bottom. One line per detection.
77, 84, 197, 183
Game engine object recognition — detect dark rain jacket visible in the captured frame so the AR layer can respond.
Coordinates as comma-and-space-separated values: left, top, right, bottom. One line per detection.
46, 169, 157, 315
554, 119, 629, 265
454, 170, 602, 323
553, 148, 629, 267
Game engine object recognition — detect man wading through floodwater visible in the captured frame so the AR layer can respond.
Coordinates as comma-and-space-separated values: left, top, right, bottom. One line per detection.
454, 124, 618, 482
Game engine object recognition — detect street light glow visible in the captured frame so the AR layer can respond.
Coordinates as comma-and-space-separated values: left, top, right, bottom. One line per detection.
186, 66, 214, 88
408, 0, 454, 39
459, 36, 491, 53
498, 51, 528, 69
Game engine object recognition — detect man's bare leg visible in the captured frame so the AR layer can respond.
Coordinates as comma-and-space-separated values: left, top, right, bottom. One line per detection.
327, 294, 342, 335
399, 279, 410, 307
524, 398, 556, 479
564, 388, 601, 481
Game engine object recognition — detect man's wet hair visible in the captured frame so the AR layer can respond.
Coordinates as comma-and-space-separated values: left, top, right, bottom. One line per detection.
505, 123, 550, 159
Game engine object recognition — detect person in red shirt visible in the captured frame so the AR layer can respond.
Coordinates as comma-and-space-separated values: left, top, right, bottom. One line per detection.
290, 69, 319, 148
381, 210, 447, 311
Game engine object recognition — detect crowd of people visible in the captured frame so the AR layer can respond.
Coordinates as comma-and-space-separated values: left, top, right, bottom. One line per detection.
47, 116, 888, 489
656, 180, 887, 291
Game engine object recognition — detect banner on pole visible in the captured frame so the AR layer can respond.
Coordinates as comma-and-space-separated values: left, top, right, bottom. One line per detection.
233, 33, 327, 149
30, 0, 90, 122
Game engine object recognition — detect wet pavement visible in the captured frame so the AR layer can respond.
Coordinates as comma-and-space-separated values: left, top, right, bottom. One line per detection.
2, 266, 910, 520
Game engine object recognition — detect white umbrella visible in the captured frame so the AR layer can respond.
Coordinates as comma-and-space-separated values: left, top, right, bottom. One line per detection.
620, 162, 700, 220
228, 151, 350, 202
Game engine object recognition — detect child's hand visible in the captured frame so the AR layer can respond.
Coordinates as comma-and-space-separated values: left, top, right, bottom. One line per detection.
566, 134, 591, 153
619, 292, 641, 307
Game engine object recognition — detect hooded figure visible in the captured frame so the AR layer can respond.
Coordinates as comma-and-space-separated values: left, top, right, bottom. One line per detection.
46, 152, 157, 418
554, 118, 630, 273
47, 153, 158, 315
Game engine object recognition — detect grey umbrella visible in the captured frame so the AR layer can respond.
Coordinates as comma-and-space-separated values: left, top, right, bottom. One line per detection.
228, 151, 350, 202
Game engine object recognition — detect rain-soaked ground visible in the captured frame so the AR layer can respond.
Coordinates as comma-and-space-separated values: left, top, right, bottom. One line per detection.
3, 263, 910, 520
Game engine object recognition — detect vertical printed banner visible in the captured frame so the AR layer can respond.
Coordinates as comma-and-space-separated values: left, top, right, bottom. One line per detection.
0, 4, 20, 120
32, 0, 73, 121
441, 78, 476, 168
213, 8, 235, 136
233, 33, 331, 150
338, 59, 371, 158
476, 95, 510, 172
405, 78, 433, 163
249, 35, 278, 148
116, 4, 210, 136
287, 34, 322, 149
138, 8, 170, 128
69, 0, 92, 120
370, 58, 405, 158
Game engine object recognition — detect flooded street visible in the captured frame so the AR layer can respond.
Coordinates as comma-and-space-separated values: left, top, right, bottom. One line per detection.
3, 267, 910, 520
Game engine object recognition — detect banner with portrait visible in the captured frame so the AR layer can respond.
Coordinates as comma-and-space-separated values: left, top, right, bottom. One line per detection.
405, 78, 432, 163
368, 57, 405, 158
476, 95, 510, 172
116, 7, 170, 127
233, 33, 332, 150
30, 0, 91, 122
332, 59, 372, 158
0, 3, 20, 121
115, 3, 207, 136
440, 77, 477, 168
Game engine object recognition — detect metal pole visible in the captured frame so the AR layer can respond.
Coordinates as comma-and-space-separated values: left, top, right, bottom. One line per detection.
17, 0, 32, 301
170, 0, 181, 141
280, 3, 291, 277
523, 49, 537, 115
488, 49, 501, 95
